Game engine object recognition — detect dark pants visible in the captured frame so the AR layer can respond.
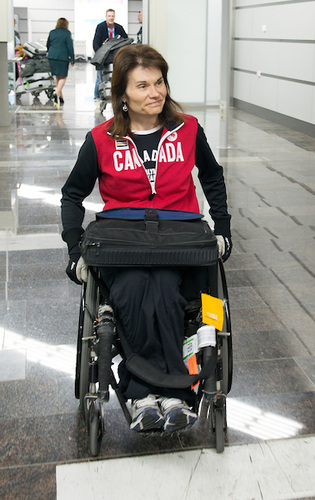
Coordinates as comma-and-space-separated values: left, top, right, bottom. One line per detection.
100, 267, 195, 404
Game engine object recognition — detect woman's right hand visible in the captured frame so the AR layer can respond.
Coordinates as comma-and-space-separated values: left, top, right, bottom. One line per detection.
76, 256, 88, 283
65, 245, 87, 284
66, 251, 82, 284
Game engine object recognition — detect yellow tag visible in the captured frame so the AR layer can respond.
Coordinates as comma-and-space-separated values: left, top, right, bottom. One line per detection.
201, 293, 224, 331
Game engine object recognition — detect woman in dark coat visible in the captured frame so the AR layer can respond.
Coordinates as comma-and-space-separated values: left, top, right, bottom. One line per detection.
47, 17, 75, 107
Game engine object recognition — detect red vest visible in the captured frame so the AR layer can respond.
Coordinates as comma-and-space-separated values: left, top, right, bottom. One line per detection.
91, 113, 200, 213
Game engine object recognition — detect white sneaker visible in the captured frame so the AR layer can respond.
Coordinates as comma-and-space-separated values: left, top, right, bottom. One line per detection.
160, 397, 198, 432
130, 394, 164, 432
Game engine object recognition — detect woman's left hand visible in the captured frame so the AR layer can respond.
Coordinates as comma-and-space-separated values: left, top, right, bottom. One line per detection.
216, 235, 232, 262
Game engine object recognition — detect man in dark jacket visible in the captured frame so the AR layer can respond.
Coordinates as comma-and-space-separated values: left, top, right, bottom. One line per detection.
93, 8, 128, 100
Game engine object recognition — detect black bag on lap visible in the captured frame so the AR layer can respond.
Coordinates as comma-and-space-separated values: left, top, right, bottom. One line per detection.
80, 208, 218, 267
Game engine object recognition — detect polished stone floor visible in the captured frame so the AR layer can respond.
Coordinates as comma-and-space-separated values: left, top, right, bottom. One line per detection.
0, 63, 314, 499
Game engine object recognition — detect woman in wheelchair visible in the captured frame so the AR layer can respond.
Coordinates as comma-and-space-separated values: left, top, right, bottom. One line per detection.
61, 44, 232, 433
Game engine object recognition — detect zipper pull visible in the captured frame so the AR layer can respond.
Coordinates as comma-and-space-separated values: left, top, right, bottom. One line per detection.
148, 191, 156, 201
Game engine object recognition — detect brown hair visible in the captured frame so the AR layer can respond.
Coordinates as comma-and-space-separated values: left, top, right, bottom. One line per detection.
55, 18, 69, 30
109, 44, 184, 138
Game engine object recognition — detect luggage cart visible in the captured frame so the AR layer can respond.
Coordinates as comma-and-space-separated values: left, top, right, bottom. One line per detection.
15, 42, 55, 104
91, 36, 134, 115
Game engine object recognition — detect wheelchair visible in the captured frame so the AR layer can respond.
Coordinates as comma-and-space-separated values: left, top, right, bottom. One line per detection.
74, 214, 233, 456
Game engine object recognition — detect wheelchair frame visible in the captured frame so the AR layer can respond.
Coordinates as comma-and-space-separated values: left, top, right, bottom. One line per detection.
75, 258, 232, 456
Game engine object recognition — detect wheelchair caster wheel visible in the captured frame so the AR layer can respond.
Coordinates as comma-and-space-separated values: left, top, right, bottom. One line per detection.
214, 407, 225, 453
208, 396, 227, 453
88, 402, 103, 456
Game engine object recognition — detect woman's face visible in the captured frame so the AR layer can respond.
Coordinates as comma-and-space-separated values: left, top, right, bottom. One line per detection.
123, 65, 167, 125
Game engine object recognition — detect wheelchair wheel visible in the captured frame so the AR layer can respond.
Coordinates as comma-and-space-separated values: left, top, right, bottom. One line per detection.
218, 259, 233, 394
75, 286, 85, 400
89, 402, 103, 456
79, 269, 98, 411
221, 335, 230, 395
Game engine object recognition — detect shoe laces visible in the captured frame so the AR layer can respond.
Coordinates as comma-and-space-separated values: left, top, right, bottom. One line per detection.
133, 394, 157, 409
160, 397, 186, 411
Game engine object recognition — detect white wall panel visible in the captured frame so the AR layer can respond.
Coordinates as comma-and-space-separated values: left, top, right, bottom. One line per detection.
234, 70, 315, 125
233, 0, 315, 126
235, 0, 281, 6
30, 9, 74, 22
235, 1, 315, 39
128, 0, 142, 11
234, 71, 278, 112
277, 80, 313, 123
206, 0, 221, 104
234, 40, 315, 83
251, 3, 315, 40
0, 0, 13, 42
129, 11, 140, 23
167, 0, 207, 104
14, 0, 73, 8
251, 74, 278, 110
234, 8, 253, 38
31, 20, 74, 33
234, 40, 252, 69
233, 71, 251, 101
148, 0, 168, 60
149, 0, 207, 104
249, 41, 279, 76
276, 43, 315, 82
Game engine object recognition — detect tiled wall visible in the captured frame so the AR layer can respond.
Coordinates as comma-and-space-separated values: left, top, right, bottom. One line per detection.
232, 0, 315, 126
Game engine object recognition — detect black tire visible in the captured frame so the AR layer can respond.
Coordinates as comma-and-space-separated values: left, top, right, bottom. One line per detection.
221, 336, 230, 395
46, 88, 54, 100
89, 405, 103, 456
79, 337, 90, 412
75, 286, 85, 400
100, 100, 106, 113
218, 260, 233, 394
214, 408, 225, 453
79, 269, 98, 411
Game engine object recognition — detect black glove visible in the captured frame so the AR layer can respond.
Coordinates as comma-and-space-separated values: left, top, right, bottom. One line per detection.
216, 235, 233, 262
66, 246, 82, 285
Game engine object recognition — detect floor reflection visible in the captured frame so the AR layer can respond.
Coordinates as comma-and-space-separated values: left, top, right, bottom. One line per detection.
0, 63, 314, 498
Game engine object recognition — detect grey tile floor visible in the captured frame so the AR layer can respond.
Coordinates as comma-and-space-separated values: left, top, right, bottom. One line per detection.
0, 64, 314, 499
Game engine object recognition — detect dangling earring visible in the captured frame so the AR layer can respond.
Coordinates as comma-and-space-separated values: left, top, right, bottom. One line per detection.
122, 101, 128, 112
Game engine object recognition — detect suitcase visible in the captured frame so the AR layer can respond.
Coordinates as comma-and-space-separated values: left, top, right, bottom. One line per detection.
23, 42, 47, 57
